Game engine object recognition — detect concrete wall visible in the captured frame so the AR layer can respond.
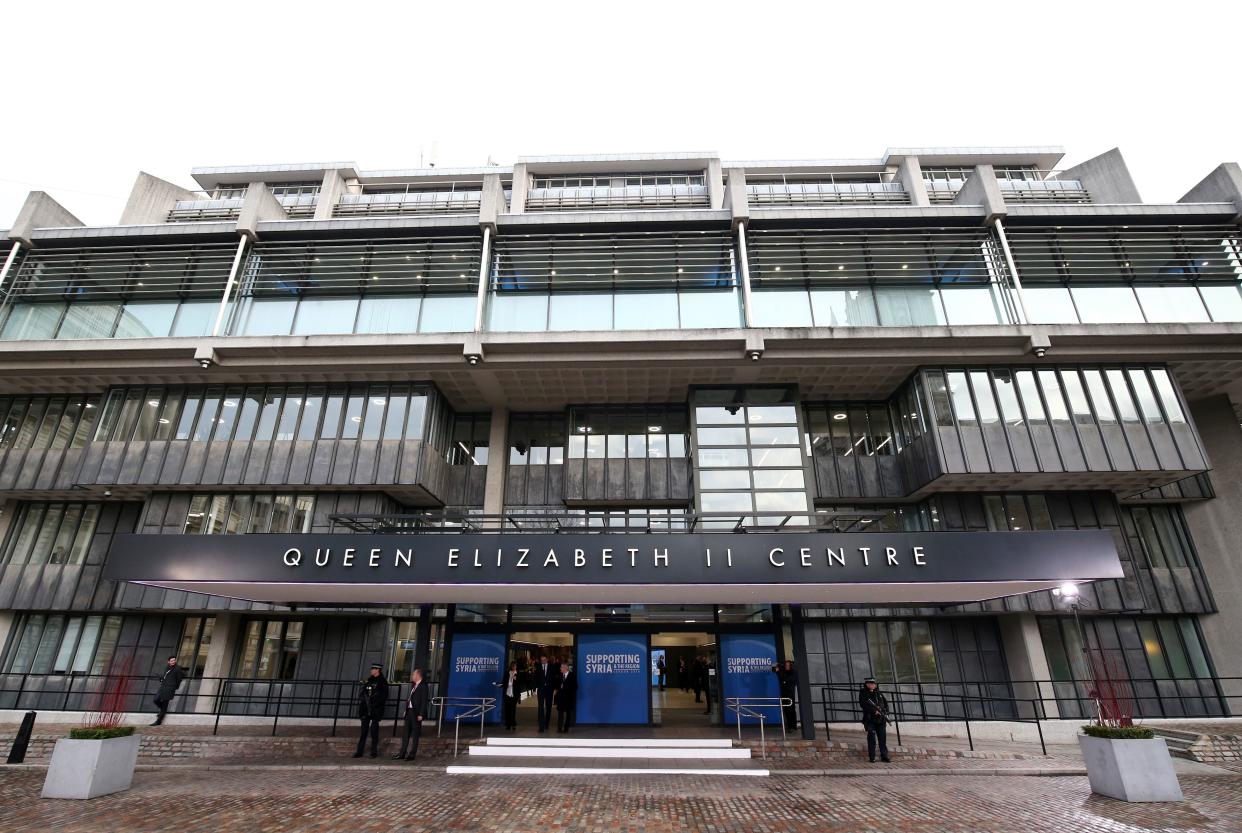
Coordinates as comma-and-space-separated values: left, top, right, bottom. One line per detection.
1180, 162, 1242, 217
896, 157, 930, 206
1057, 148, 1142, 204
1183, 395, 1242, 677
6, 192, 82, 245
119, 172, 201, 225
953, 164, 1005, 222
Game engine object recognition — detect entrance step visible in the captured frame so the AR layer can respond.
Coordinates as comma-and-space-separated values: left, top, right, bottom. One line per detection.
448, 736, 766, 776
484, 737, 735, 749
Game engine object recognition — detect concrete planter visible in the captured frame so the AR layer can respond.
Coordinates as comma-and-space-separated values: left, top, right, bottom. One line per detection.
1077, 734, 1183, 802
41, 734, 140, 800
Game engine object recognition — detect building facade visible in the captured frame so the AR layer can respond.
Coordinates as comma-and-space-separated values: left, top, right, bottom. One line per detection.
1, 147, 1241, 734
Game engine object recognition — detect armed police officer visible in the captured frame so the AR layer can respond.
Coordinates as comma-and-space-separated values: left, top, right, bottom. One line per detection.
352, 662, 389, 759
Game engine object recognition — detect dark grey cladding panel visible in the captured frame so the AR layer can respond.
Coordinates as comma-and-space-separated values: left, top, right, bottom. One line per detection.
221, 443, 248, 485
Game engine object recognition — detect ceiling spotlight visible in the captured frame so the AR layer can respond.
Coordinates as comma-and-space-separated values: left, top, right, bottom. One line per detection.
1052, 582, 1080, 599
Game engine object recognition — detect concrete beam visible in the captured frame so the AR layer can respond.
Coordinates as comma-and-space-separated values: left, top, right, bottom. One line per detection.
195, 613, 243, 713
507, 163, 529, 215
1057, 148, 1142, 204
896, 156, 930, 207
1183, 395, 1242, 678
998, 613, 1059, 719
725, 168, 749, 227
1180, 162, 1242, 222
236, 182, 286, 239
313, 168, 350, 221
119, 172, 201, 226
483, 407, 509, 515
7, 191, 83, 246
479, 172, 506, 229
707, 158, 725, 210
952, 164, 1006, 223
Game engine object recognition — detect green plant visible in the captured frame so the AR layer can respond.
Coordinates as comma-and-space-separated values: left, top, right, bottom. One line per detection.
69, 726, 136, 740
1081, 724, 1154, 740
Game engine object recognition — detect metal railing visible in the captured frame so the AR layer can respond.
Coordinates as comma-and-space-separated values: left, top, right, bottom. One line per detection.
431, 695, 497, 756
167, 199, 245, 222
724, 696, 792, 759
747, 174, 908, 207
333, 190, 483, 217
524, 184, 711, 212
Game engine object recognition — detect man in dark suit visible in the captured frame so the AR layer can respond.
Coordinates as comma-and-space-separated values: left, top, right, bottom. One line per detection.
150, 655, 186, 726
352, 663, 388, 759
532, 653, 561, 733
393, 667, 429, 761
555, 661, 576, 733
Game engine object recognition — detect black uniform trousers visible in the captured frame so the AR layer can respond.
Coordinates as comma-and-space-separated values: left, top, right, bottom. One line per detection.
397, 713, 422, 759
503, 694, 518, 729
866, 721, 889, 760
356, 714, 382, 756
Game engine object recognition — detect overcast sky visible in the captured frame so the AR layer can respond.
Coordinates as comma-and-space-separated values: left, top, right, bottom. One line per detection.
2, 1, 1239, 227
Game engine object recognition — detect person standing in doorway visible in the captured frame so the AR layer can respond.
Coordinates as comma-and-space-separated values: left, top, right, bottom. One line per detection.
771, 660, 799, 731
858, 676, 891, 763
691, 657, 704, 703
555, 661, 576, 733
494, 661, 523, 731
394, 668, 428, 761
697, 656, 713, 715
353, 663, 388, 759
678, 657, 689, 692
657, 657, 667, 691
150, 655, 185, 726
533, 653, 560, 733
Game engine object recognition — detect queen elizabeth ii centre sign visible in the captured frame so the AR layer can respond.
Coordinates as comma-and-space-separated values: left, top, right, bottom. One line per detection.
103, 529, 1124, 605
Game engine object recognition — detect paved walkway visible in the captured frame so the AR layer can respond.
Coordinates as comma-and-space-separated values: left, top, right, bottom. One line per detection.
1, 767, 1239, 832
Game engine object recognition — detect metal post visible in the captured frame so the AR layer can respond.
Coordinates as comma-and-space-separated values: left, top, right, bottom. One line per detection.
962, 695, 973, 751
332, 683, 340, 737
213, 680, 225, 736
736, 220, 755, 327
272, 684, 283, 737
1035, 705, 1046, 756
210, 236, 250, 337
991, 218, 1030, 325
473, 225, 493, 333
0, 241, 22, 296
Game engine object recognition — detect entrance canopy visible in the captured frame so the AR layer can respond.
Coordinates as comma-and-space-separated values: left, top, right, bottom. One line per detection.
103, 528, 1123, 606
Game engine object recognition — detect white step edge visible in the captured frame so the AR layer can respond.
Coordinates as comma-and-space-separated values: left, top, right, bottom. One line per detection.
485, 737, 734, 748
470, 746, 750, 759
448, 765, 769, 777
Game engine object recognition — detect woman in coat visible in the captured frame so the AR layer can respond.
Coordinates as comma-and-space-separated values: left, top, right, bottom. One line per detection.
554, 661, 576, 733
494, 661, 524, 731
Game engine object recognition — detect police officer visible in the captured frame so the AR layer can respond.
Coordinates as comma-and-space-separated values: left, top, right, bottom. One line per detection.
352, 662, 389, 759
771, 660, 799, 731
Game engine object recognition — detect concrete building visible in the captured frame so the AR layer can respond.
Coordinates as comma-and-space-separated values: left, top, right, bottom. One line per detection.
1, 147, 1240, 735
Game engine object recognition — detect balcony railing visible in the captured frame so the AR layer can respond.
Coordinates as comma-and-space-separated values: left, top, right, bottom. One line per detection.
525, 183, 710, 212
999, 178, 1091, 204
746, 174, 908, 206
278, 193, 319, 218
333, 189, 483, 217
330, 509, 895, 533
166, 198, 244, 222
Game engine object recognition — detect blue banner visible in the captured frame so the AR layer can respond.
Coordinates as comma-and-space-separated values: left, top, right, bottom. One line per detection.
445, 632, 505, 723
720, 633, 781, 725
576, 633, 649, 724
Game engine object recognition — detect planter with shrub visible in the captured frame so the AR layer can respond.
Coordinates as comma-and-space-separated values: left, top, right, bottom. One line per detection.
42, 659, 142, 800
1078, 723, 1182, 802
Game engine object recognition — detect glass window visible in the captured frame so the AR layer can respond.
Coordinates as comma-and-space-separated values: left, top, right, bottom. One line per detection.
360, 390, 385, 440
679, 289, 742, 328
488, 293, 548, 332
751, 290, 813, 326
750, 447, 803, 467
297, 390, 323, 440
115, 302, 177, 338
169, 302, 217, 337
293, 297, 358, 335
1149, 369, 1186, 423
810, 288, 877, 327
404, 395, 427, 440
1024, 286, 1080, 324
941, 286, 1005, 325
192, 391, 222, 441
1, 303, 66, 341
698, 427, 747, 446
548, 293, 612, 331
749, 425, 801, 446
240, 298, 297, 336
1200, 285, 1242, 322
1071, 287, 1144, 323
55, 302, 119, 340
1135, 286, 1210, 324
419, 295, 477, 333
700, 492, 753, 512
357, 296, 421, 334
875, 287, 945, 326
615, 292, 678, 330
320, 393, 345, 439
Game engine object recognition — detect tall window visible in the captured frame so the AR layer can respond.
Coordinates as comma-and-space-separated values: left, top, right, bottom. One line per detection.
182, 493, 314, 534
236, 619, 304, 680
566, 406, 688, 461
4, 614, 122, 675
1, 502, 101, 566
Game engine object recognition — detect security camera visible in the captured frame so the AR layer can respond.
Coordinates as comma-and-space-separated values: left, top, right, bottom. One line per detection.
1032, 346, 1048, 358
103, 489, 112, 498
198, 357, 213, 369
747, 350, 762, 362
465, 353, 482, 366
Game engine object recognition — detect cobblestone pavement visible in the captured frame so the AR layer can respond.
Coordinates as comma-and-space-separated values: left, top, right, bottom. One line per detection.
1, 768, 1239, 832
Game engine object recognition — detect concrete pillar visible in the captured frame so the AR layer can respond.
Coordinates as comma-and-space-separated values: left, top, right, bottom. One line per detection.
195, 612, 243, 714
0, 610, 14, 663
998, 613, 1059, 719
1180, 162, 1242, 221
1183, 395, 1242, 679
236, 182, 285, 237
896, 156, 930, 206
1057, 148, 1142, 204
724, 168, 749, 224
508, 163, 529, 215
478, 172, 506, 227
482, 407, 509, 516
313, 169, 350, 221
953, 164, 1007, 223
7, 191, 83, 246
706, 158, 725, 209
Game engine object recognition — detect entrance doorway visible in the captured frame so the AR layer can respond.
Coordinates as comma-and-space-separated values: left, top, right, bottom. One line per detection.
651, 632, 717, 727
510, 631, 572, 728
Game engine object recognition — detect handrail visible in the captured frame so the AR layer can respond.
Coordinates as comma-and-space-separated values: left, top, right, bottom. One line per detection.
724, 696, 792, 760
430, 695, 497, 757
